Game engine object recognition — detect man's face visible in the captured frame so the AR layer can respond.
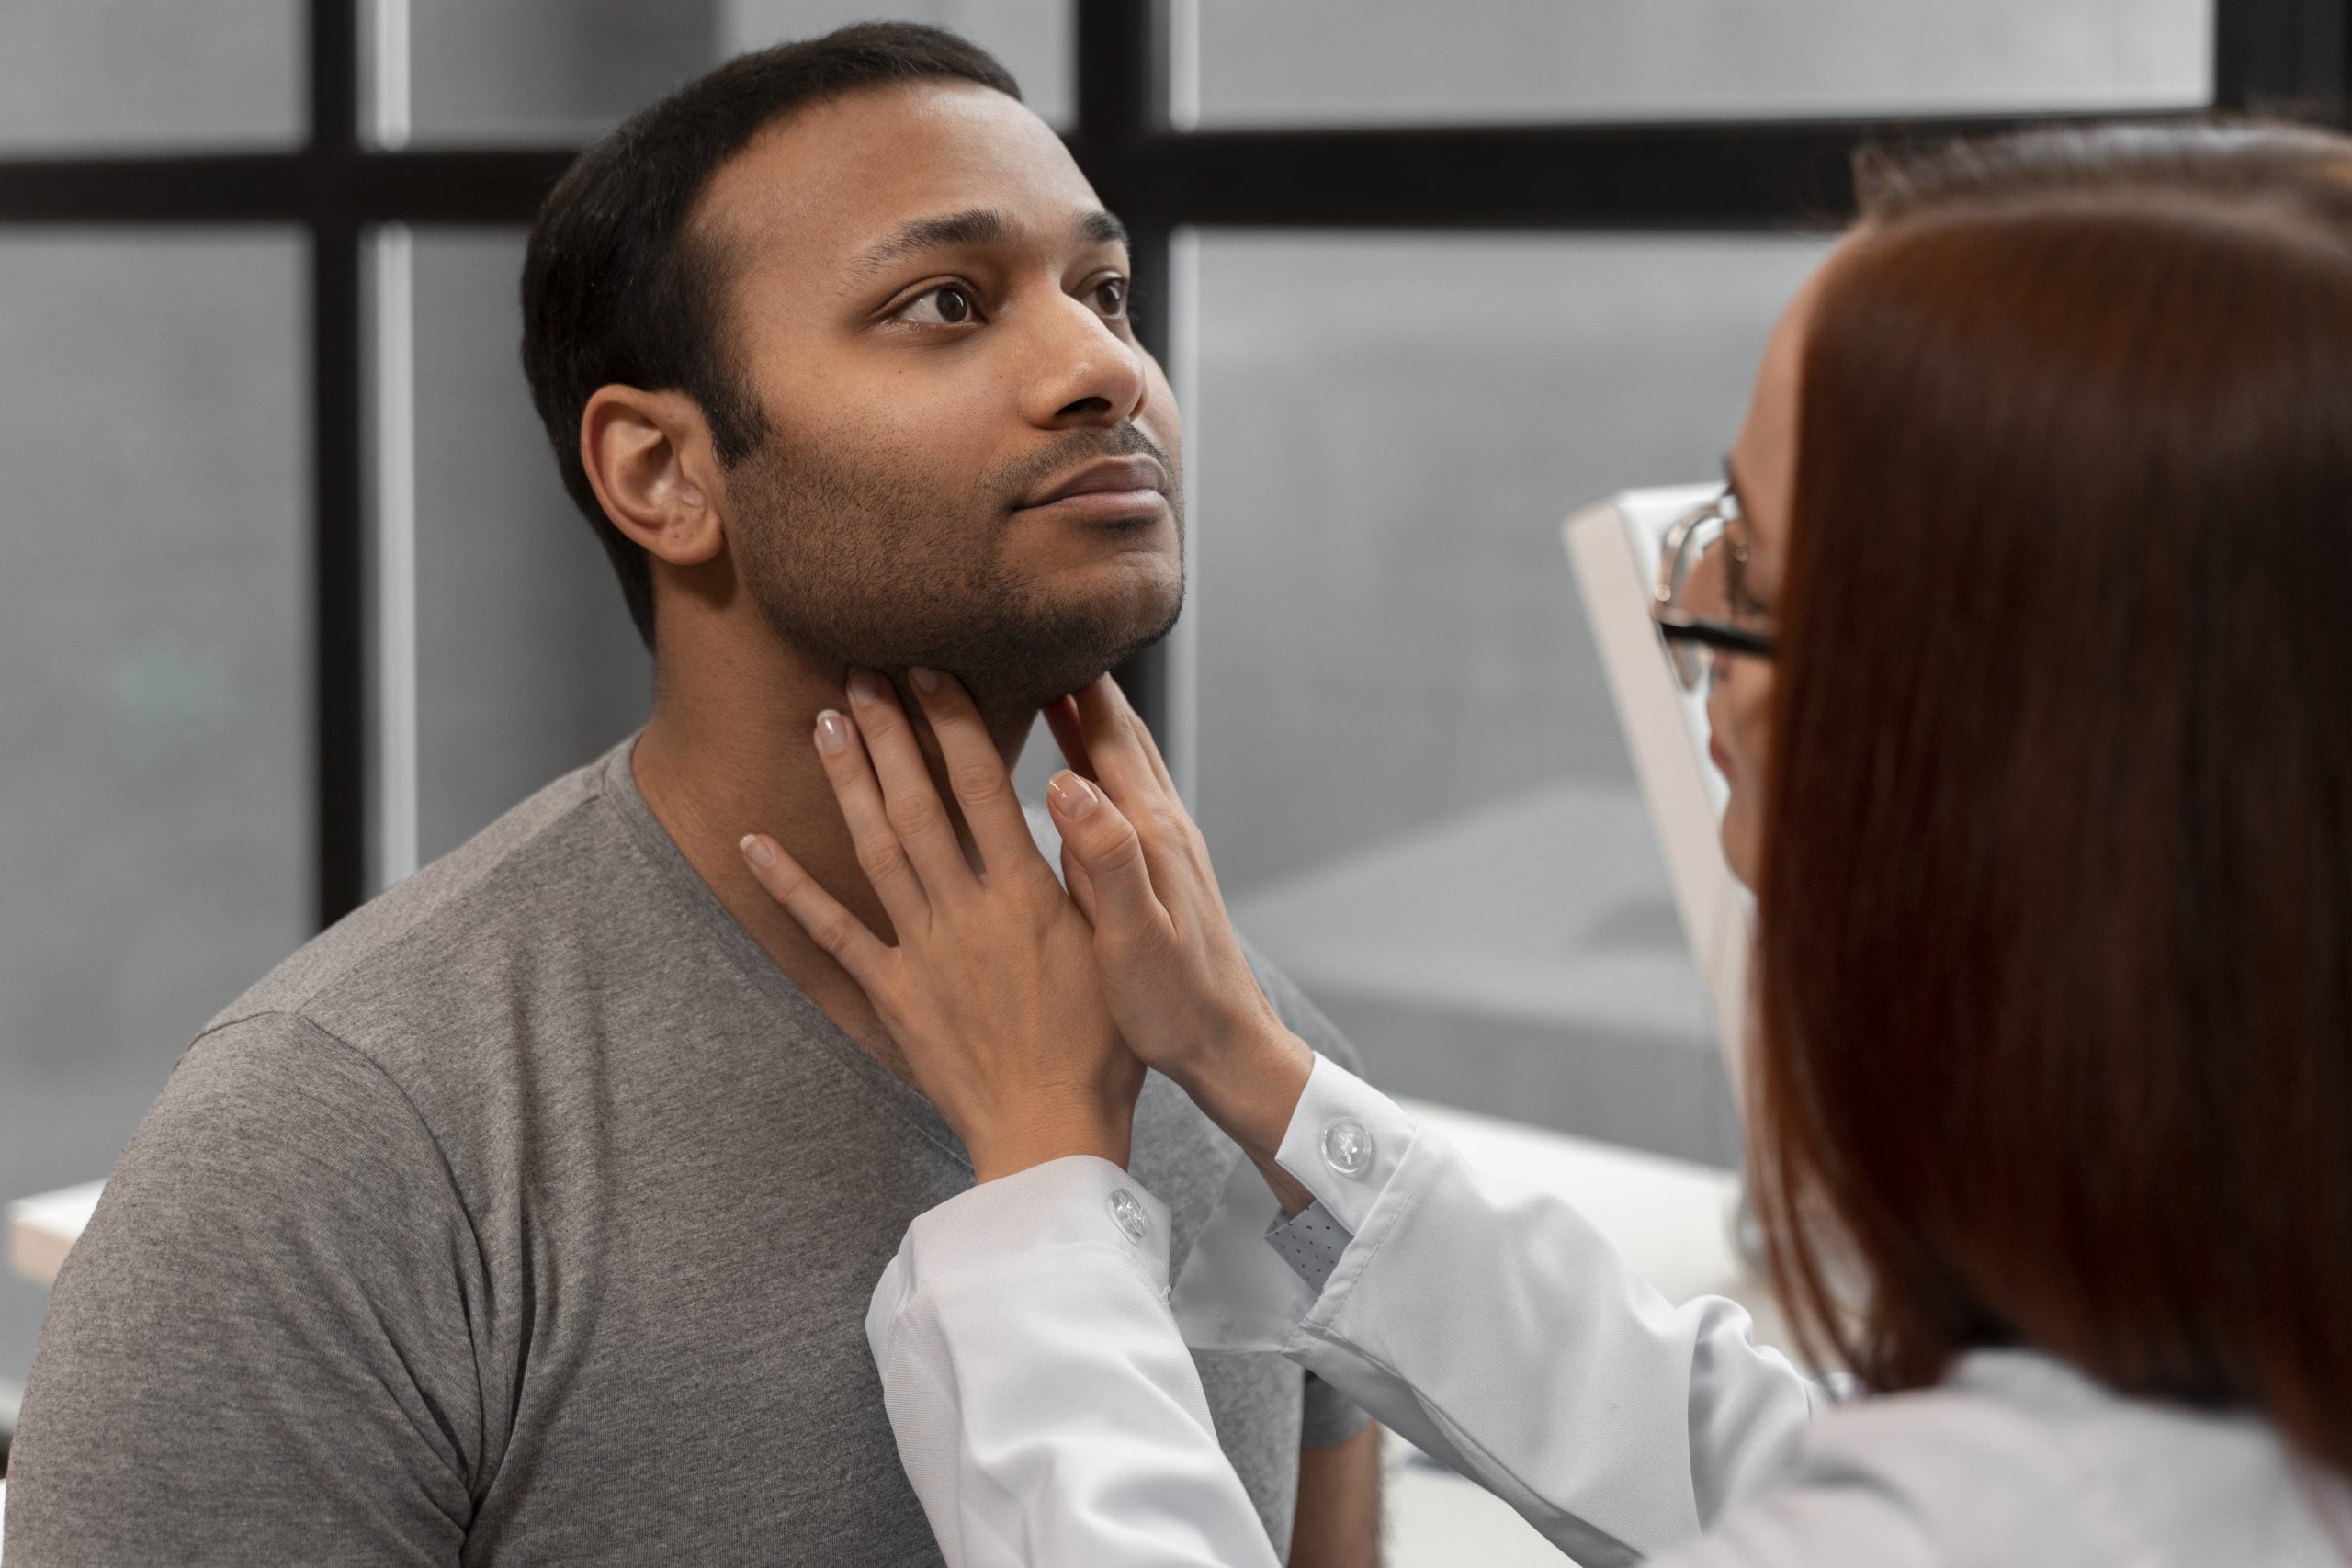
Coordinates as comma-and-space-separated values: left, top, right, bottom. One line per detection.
692, 79, 1183, 716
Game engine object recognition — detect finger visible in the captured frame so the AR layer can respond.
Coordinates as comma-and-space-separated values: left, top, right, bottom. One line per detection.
843, 668, 972, 896
739, 832, 896, 993
1098, 674, 1181, 799
906, 667, 1044, 875
1065, 679, 1193, 904
1070, 677, 1173, 819
1047, 770, 1170, 950
1061, 840, 1100, 927
811, 706, 932, 937
1042, 694, 1097, 782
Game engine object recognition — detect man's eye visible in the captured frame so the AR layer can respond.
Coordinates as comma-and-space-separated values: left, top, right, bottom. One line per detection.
1091, 277, 1128, 319
899, 285, 978, 325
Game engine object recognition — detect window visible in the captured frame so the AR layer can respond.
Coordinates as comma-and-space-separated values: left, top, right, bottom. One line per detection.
0, 230, 308, 1384
0, 0, 2334, 1400
1182, 0, 2211, 127
1188, 231, 1828, 1160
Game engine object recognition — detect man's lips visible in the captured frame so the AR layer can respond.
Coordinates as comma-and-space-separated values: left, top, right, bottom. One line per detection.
1017, 455, 1170, 516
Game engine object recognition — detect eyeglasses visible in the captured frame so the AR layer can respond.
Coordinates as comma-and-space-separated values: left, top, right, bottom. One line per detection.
1652, 487, 1776, 693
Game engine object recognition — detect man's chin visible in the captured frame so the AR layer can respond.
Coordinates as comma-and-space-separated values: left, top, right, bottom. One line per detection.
741, 542, 1183, 718
951, 588, 1183, 718
985, 630, 1177, 716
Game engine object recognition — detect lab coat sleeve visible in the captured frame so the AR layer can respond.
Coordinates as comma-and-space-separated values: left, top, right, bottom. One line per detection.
869, 1057, 1828, 1568
865, 1155, 1283, 1568
1250, 1055, 1827, 1566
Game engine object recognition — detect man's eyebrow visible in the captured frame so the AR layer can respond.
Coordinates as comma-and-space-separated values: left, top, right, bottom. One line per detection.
1079, 209, 1129, 251
847, 208, 1012, 284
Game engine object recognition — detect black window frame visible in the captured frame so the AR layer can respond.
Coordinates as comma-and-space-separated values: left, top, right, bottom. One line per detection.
0, 0, 2338, 931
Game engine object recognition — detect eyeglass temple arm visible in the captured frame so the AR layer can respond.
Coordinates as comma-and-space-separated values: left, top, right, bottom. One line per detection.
1654, 504, 1710, 604
1656, 618, 1775, 660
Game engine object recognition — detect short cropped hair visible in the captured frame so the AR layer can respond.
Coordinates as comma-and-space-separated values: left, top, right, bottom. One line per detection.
520, 23, 1022, 649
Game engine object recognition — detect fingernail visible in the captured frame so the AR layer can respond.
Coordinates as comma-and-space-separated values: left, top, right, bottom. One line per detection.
739, 833, 776, 869
909, 666, 941, 694
844, 668, 882, 705
1049, 771, 1100, 820
814, 709, 850, 753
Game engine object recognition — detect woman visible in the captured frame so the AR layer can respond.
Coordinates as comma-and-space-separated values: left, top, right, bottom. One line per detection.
737, 124, 2352, 1564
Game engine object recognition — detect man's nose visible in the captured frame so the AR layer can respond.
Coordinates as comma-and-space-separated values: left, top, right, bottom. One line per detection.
1019, 292, 1149, 429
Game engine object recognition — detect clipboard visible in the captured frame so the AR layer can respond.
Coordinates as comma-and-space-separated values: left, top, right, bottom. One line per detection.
1564, 487, 1753, 1091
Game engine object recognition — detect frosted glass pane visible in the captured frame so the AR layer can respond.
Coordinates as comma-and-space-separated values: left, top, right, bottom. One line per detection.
401, 0, 721, 148
1187, 0, 2211, 127
0, 232, 309, 1385
0, 0, 301, 151
1193, 231, 1830, 1161
400, 0, 1069, 147
724, 1, 1073, 130
408, 232, 652, 865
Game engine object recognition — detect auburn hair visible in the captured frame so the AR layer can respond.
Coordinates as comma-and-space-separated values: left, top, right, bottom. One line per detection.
1750, 123, 2352, 1480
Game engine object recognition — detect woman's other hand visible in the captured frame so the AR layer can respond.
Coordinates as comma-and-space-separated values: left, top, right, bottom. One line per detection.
738, 667, 1142, 1184
1041, 678, 1317, 1178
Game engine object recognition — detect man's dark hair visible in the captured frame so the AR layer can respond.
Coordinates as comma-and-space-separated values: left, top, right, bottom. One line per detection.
520, 23, 1022, 650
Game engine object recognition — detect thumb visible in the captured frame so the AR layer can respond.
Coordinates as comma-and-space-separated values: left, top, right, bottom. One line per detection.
1047, 770, 1165, 946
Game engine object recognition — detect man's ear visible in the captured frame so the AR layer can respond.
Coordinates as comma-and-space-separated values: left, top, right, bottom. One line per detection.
579, 385, 727, 567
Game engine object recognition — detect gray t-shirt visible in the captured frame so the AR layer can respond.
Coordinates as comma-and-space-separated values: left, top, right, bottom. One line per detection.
6, 739, 1365, 1565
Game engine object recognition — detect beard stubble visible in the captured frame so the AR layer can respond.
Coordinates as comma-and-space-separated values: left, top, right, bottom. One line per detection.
727, 421, 1184, 723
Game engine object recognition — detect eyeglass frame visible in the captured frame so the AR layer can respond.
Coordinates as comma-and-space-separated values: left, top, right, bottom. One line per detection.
1651, 487, 1776, 686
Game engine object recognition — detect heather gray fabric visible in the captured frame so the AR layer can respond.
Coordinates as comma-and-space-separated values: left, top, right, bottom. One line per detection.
6, 737, 1366, 1566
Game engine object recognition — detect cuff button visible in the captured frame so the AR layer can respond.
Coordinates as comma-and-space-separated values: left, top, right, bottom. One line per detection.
1107, 1188, 1150, 1242
1321, 1118, 1374, 1177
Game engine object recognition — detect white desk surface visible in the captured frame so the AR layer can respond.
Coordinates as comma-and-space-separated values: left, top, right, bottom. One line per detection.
6, 1180, 101, 1291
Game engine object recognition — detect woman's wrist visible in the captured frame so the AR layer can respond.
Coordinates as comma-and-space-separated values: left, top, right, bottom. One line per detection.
1164, 1016, 1316, 1174
966, 1104, 1135, 1185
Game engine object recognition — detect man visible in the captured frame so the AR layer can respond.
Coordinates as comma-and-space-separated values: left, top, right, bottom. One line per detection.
3, 22, 1381, 1567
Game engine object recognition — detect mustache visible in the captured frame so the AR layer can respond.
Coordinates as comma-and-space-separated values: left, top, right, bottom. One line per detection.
993, 423, 1176, 510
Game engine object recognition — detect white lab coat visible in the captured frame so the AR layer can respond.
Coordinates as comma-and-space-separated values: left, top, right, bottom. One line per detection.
866, 1055, 2344, 1567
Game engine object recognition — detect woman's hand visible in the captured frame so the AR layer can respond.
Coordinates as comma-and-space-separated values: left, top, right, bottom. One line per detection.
1039, 678, 1317, 1174
738, 667, 1143, 1184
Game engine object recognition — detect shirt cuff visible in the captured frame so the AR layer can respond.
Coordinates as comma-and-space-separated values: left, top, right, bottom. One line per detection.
1273, 1053, 1421, 1238
1168, 1056, 1419, 1356
1263, 1201, 1353, 1293
894, 1155, 1174, 1302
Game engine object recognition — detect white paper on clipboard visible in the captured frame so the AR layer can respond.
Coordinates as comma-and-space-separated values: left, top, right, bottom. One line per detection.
1565, 487, 1753, 1092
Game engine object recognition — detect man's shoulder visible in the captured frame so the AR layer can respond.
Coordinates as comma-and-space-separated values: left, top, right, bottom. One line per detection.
205, 745, 639, 1048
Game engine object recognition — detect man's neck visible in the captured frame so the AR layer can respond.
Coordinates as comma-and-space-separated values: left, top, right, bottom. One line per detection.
629, 637, 1035, 1083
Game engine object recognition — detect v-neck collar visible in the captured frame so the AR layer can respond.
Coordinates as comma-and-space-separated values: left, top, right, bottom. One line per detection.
593, 733, 970, 1171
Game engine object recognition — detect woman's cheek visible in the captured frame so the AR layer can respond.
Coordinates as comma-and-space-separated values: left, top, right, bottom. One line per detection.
1719, 787, 1760, 889
1709, 671, 1772, 890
